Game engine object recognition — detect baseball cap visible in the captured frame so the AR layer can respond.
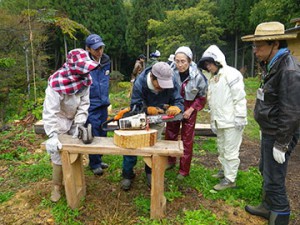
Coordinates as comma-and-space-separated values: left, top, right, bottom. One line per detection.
85, 34, 105, 50
138, 54, 146, 59
151, 62, 174, 89
150, 50, 161, 58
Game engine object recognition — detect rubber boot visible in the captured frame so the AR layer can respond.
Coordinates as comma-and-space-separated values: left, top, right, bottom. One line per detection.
50, 164, 63, 202
268, 211, 290, 225
245, 203, 270, 220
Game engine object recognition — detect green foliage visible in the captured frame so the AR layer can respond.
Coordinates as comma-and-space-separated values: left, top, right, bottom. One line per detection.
148, 0, 224, 60
218, 0, 255, 34
165, 183, 183, 201
134, 195, 150, 215
178, 163, 262, 206
0, 58, 16, 68
244, 78, 260, 141
15, 155, 52, 183
249, 0, 300, 28
0, 191, 14, 204
126, 0, 165, 57
52, 0, 127, 61
54, 17, 90, 40
102, 155, 123, 182
177, 205, 228, 225
1, 78, 46, 122
110, 70, 125, 81
198, 137, 218, 154
0, 146, 27, 161
40, 198, 83, 225
161, 0, 200, 10
109, 81, 131, 110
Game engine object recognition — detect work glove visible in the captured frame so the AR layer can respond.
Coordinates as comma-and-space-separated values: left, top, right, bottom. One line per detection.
45, 133, 62, 154
147, 106, 165, 115
273, 147, 286, 164
114, 107, 131, 120
72, 123, 85, 139
234, 117, 247, 131
210, 122, 217, 134
166, 106, 181, 116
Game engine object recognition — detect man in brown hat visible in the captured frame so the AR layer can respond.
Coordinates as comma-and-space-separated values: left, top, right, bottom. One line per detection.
241, 21, 300, 225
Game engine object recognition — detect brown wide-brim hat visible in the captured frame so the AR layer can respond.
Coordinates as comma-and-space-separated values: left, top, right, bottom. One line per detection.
241, 21, 297, 42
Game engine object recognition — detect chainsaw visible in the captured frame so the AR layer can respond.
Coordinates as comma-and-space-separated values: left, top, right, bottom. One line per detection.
101, 106, 183, 131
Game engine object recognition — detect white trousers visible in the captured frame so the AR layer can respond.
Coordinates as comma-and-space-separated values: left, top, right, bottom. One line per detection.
216, 127, 243, 182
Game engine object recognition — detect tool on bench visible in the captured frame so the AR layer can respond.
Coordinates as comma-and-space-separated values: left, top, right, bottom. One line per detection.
101, 105, 183, 131
78, 124, 94, 144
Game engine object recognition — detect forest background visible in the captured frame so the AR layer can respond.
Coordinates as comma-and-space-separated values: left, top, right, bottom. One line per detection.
0, 0, 299, 123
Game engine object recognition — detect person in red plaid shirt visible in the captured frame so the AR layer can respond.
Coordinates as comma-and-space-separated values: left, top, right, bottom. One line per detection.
42, 48, 98, 202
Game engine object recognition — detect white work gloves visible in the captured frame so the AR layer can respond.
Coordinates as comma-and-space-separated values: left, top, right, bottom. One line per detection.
45, 133, 62, 154
273, 147, 286, 164
234, 117, 247, 131
210, 122, 217, 134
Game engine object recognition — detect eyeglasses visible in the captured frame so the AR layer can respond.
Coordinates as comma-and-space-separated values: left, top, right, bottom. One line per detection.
252, 43, 268, 49
175, 59, 188, 65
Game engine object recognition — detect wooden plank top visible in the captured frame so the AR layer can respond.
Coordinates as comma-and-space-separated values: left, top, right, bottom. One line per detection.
41, 134, 183, 157
34, 120, 216, 137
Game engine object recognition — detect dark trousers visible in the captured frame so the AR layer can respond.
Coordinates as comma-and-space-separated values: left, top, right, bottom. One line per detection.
87, 107, 108, 169
260, 132, 298, 212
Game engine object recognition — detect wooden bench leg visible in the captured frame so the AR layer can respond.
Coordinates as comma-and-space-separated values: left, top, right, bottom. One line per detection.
143, 156, 152, 168
150, 154, 168, 219
61, 151, 86, 209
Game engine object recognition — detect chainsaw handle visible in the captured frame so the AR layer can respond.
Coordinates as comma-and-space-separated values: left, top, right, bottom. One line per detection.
101, 118, 119, 132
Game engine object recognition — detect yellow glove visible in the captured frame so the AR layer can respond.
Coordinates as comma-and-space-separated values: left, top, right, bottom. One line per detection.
114, 107, 131, 120
147, 106, 164, 115
166, 106, 181, 116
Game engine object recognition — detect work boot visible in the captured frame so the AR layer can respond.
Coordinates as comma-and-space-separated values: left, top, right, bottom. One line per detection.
269, 211, 290, 225
213, 178, 236, 191
92, 167, 103, 176
101, 162, 109, 169
245, 203, 270, 220
121, 173, 135, 191
121, 178, 132, 191
50, 185, 61, 202
177, 174, 185, 180
50, 164, 63, 202
212, 170, 225, 179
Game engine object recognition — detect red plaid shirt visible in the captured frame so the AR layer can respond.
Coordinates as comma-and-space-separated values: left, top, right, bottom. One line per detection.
49, 49, 98, 95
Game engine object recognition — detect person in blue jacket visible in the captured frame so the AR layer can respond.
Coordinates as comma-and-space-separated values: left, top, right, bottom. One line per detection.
85, 34, 110, 175
121, 62, 184, 191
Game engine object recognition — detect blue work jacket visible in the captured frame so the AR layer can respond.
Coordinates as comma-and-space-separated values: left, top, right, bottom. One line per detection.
89, 53, 111, 111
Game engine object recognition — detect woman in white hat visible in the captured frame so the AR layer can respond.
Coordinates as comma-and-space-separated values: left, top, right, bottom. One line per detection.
165, 46, 208, 180
242, 21, 300, 225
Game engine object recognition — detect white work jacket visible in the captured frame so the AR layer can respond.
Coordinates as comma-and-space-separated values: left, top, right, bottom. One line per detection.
42, 85, 90, 137
208, 66, 247, 129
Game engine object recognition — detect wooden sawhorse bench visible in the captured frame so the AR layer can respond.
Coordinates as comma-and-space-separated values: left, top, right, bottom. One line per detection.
42, 134, 183, 219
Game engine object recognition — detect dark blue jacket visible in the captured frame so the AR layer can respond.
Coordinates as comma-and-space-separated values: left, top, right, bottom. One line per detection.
89, 53, 110, 112
131, 66, 184, 113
